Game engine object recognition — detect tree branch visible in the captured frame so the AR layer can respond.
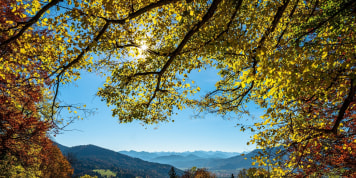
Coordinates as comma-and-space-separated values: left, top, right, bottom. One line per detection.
259, 0, 290, 47
50, 0, 180, 79
0, 0, 62, 47
53, 22, 110, 78
108, 0, 179, 24
275, 0, 299, 48
331, 78, 355, 134
182, 0, 243, 54
145, 0, 223, 106
295, 0, 356, 43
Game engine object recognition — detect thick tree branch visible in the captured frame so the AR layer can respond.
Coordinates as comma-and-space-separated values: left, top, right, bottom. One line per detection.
108, 0, 179, 24
52, 22, 110, 78
51, 75, 60, 120
305, 0, 319, 23
0, 0, 62, 47
145, 0, 223, 106
331, 78, 355, 134
276, 0, 299, 47
51, 0, 179, 78
182, 0, 243, 54
134, 71, 160, 76
259, 0, 290, 47
292, 78, 355, 146
161, 0, 223, 74
217, 0, 290, 109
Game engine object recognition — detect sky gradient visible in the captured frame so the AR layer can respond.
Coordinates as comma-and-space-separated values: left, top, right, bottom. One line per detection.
54, 68, 262, 153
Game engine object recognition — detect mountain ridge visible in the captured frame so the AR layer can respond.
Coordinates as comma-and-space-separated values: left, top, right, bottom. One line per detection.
119, 150, 247, 160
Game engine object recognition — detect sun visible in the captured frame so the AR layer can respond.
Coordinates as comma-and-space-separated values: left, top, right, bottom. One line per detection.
140, 44, 148, 51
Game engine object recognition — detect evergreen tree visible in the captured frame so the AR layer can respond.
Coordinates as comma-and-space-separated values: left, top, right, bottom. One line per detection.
169, 167, 177, 178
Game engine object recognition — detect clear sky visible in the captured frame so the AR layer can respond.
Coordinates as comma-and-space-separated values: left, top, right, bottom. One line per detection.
53, 67, 263, 153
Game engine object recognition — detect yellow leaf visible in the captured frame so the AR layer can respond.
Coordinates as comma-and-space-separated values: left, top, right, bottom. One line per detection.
322, 51, 328, 59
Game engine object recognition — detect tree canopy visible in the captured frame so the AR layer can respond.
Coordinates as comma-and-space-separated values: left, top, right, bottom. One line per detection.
1, 0, 355, 176
0, 0, 74, 176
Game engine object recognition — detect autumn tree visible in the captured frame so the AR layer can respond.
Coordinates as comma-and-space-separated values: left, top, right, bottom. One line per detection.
0, 0, 74, 176
40, 143, 73, 178
195, 168, 216, 178
1, 0, 355, 176
237, 168, 269, 178
181, 167, 216, 178
1, 0, 50, 171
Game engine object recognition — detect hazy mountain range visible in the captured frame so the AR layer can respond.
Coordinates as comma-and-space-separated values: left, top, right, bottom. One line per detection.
56, 143, 280, 177
119, 150, 248, 160
118, 150, 254, 171
119, 149, 261, 176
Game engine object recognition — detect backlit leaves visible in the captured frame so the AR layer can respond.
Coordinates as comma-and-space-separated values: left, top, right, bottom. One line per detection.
1, 0, 355, 176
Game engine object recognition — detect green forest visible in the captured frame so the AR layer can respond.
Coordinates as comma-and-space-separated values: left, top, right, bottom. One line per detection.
0, 0, 355, 177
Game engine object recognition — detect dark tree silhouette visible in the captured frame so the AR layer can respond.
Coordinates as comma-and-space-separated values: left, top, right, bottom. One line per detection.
169, 167, 177, 178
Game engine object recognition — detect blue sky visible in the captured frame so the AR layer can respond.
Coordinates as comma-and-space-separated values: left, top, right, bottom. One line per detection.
53, 67, 262, 153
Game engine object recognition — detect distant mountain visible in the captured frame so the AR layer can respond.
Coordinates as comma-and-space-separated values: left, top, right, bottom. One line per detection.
152, 155, 188, 162
119, 150, 161, 161
208, 149, 262, 170
146, 152, 258, 171
119, 147, 283, 177
118, 150, 257, 171
58, 144, 183, 178
149, 154, 206, 169
118, 150, 243, 161
187, 151, 245, 159
152, 154, 202, 163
